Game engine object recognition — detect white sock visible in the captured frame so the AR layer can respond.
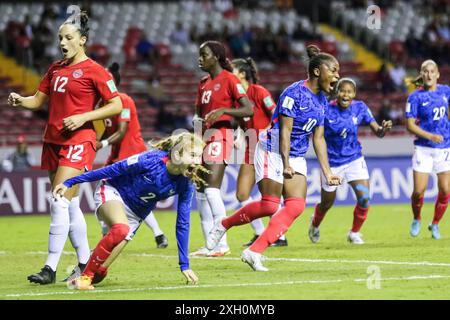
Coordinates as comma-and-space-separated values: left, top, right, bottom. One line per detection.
143, 211, 163, 237
205, 188, 228, 247
241, 196, 265, 235
45, 196, 70, 271
197, 192, 214, 243
68, 197, 90, 265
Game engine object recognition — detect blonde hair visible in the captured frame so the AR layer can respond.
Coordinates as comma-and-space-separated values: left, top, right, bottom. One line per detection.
151, 132, 210, 189
410, 59, 439, 88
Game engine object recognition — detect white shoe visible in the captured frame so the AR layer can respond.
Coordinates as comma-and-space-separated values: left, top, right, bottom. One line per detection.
206, 220, 227, 250
347, 231, 364, 244
241, 248, 268, 271
189, 246, 210, 256
308, 216, 320, 243
206, 244, 231, 257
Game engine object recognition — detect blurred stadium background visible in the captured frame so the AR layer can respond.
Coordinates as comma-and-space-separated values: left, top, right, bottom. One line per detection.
0, 0, 449, 215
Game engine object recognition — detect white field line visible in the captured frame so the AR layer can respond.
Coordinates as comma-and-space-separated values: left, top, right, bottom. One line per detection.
133, 253, 450, 267
4, 275, 450, 298
10, 251, 450, 267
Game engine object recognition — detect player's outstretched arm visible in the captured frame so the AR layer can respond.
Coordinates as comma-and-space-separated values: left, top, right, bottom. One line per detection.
8, 91, 48, 110
313, 125, 342, 186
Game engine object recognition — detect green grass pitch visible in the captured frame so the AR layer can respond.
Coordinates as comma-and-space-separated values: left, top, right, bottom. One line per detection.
1, 203, 450, 300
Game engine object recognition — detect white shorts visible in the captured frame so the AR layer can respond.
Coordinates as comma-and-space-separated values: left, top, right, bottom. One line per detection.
321, 157, 369, 192
93, 180, 143, 241
254, 141, 307, 184
412, 146, 450, 174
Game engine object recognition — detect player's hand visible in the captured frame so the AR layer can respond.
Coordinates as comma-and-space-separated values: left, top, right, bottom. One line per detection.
430, 134, 444, 144
53, 183, 68, 199
325, 174, 342, 186
63, 114, 88, 131
7, 92, 23, 107
233, 127, 245, 149
182, 269, 199, 285
283, 166, 295, 179
96, 141, 103, 151
192, 114, 204, 127
381, 120, 393, 132
204, 109, 225, 127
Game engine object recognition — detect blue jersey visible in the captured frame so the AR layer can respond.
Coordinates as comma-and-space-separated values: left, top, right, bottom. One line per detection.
405, 84, 450, 149
63, 150, 194, 271
261, 80, 326, 157
325, 100, 375, 167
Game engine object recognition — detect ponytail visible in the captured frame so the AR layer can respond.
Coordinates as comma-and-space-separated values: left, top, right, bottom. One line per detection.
107, 62, 121, 86
232, 57, 259, 84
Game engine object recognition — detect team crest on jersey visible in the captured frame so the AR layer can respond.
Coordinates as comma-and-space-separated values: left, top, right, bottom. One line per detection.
352, 116, 358, 125
73, 69, 83, 78
214, 84, 221, 91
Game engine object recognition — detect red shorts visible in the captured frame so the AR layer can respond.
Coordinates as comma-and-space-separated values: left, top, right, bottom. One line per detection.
203, 127, 234, 164
41, 141, 96, 171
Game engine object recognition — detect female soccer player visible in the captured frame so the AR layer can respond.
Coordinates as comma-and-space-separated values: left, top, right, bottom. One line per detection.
207, 45, 341, 271
308, 78, 393, 244
406, 60, 450, 239
230, 58, 287, 247
191, 40, 253, 257
96, 62, 168, 249
8, 12, 123, 284
53, 133, 208, 289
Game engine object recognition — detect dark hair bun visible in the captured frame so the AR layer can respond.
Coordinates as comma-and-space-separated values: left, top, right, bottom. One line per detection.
80, 11, 89, 27
306, 45, 321, 59
108, 62, 120, 72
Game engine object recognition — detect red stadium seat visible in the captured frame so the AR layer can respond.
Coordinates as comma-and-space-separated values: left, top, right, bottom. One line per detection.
88, 44, 110, 65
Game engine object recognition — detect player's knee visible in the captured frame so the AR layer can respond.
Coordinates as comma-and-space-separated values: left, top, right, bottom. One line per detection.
236, 191, 250, 203
319, 201, 333, 213
411, 191, 425, 202
355, 184, 370, 208
261, 195, 281, 215
109, 223, 130, 245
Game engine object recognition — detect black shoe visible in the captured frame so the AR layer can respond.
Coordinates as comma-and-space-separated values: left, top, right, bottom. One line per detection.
271, 238, 288, 247
62, 263, 86, 282
27, 265, 56, 285
243, 235, 259, 247
155, 234, 168, 248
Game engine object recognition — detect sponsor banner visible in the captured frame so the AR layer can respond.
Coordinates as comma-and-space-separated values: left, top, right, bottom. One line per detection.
0, 157, 440, 216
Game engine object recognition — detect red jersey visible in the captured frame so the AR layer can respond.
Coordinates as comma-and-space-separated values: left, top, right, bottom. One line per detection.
38, 58, 119, 146
242, 84, 276, 131
195, 69, 247, 126
104, 92, 147, 164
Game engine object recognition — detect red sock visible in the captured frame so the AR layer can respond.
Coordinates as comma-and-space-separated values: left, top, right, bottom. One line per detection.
411, 196, 424, 220
82, 223, 129, 278
351, 204, 369, 233
312, 204, 327, 227
222, 195, 280, 229
250, 197, 305, 253
432, 193, 450, 225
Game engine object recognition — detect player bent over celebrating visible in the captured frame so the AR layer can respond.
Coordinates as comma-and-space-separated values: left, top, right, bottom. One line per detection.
53, 133, 208, 289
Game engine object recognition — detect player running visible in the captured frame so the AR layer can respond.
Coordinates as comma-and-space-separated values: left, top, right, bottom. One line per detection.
7, 11, 122, 284
406, 60, 450, 239
191, 40, 253, 257
96, 62, 168, 249
230, 58, 287, 247
207, 45, 341, 271
53, 133, 208, 289
308, 78, 392, 244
